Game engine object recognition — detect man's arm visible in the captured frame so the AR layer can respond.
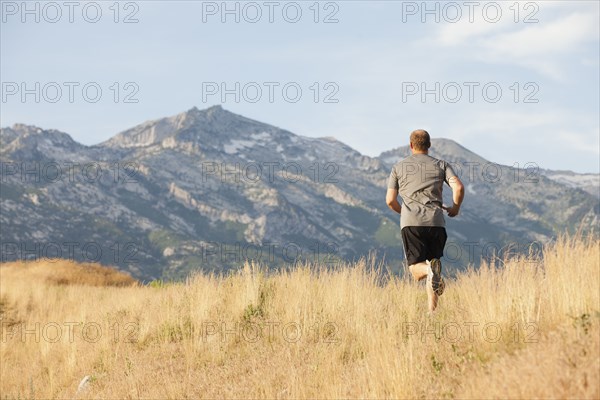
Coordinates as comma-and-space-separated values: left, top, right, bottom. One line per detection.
443, 176, 464, 217
386, 188, 402, 214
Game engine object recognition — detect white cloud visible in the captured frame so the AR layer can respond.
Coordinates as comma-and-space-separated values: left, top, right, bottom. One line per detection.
427, 2, 599, 81
478, 12, 598, 80
434, 9, 514, 46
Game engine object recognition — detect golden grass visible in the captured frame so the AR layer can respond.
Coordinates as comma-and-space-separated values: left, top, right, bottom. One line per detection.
1, 235, 598, 399
0, 259, 136, 287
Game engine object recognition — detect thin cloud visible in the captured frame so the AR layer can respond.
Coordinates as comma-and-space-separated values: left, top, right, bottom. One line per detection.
479, 12, 598, 80
427, 3, 599, 81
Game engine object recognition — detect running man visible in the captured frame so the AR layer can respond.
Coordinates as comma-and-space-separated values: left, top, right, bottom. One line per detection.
386, 129, 465, 312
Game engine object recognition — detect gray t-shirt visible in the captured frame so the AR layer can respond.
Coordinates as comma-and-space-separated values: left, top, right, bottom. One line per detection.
387, 153, 457, 228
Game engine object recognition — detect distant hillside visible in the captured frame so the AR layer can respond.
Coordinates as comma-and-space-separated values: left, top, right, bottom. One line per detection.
540, 169, 600, 198
1, 106, 598, 279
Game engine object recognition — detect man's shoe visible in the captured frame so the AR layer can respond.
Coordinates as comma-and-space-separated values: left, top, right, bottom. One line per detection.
428, 258, 445, 296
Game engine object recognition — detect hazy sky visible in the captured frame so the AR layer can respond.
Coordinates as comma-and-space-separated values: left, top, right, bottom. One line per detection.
1, 0, 599, 173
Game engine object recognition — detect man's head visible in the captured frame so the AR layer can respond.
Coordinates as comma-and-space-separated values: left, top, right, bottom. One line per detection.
409, 129, 431, 153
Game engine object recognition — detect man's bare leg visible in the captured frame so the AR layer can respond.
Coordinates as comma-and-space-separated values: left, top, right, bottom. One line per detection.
409, 261, 439, 312
408, 261, 428, 281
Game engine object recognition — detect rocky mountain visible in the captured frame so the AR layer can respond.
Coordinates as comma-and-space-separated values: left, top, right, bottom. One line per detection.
540, 169, 600, 198
1, 106, 598, 280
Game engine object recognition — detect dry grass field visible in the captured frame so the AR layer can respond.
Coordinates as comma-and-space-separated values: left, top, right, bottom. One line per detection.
1, 235, 599, 399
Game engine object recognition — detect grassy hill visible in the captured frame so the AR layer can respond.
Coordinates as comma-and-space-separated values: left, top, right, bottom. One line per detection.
1, 236, 598, 399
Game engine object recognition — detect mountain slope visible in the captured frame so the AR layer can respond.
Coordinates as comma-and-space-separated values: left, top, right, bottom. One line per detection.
1, 106, 597, 279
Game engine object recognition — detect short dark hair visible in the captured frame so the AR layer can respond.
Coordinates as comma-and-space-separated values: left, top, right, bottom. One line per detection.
410, 129, 431, 151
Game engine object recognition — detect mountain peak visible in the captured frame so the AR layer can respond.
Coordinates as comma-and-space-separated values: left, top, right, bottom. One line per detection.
185, 104, 222, 117
0, 124, 82, 157
100, 105, 278, 149
100, 106, 219, 149
2, 123, 78, 144
205, 104, 223, 113
183, 104, 226, 118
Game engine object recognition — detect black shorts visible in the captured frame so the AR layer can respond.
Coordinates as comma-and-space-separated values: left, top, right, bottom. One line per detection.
401, 226, 447, 266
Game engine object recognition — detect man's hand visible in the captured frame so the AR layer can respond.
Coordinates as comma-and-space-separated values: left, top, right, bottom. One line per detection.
442, 203, 460, 217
